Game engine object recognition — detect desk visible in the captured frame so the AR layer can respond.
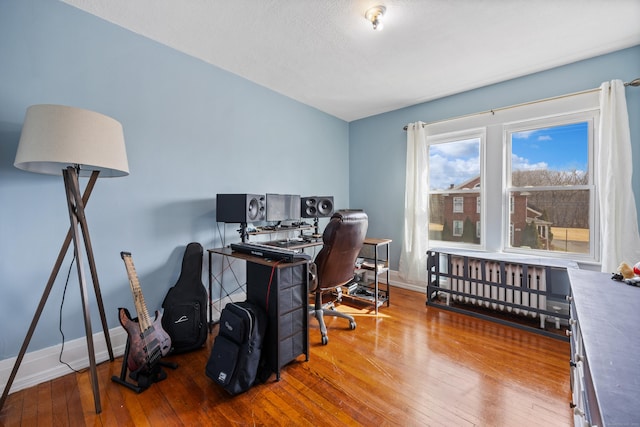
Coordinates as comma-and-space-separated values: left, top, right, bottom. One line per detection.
263, 238, 323, 251
209, 248, 310, 380
207, 239, 322, 328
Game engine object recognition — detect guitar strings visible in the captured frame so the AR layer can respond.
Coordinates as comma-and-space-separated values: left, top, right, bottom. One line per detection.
126, 258, 155, 366
58, 254, 82, 374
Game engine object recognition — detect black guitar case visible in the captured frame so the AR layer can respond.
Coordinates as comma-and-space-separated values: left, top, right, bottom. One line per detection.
161, 242, 208, 353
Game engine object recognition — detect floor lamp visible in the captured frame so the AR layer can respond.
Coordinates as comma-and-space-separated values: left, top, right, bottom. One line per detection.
0, 104, 129, 414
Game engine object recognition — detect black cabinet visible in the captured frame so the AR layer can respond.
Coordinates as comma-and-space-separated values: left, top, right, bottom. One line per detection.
246, 260, 309, 380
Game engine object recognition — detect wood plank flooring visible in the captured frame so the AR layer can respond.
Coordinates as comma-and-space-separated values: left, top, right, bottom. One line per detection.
0, 286, 571, 426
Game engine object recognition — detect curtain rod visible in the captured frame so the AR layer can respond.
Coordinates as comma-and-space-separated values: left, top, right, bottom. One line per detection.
402, 77, 640, 131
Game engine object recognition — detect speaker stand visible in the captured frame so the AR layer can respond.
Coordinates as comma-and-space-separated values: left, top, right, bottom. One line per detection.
238, 222, 248, 242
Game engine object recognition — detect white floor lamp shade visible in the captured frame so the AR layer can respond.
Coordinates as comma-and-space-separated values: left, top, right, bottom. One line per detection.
14, 104, 129, 177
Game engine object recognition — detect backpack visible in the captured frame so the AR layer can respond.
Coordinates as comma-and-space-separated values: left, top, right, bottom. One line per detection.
161, 242, 208, 353
205, 301, 267, 395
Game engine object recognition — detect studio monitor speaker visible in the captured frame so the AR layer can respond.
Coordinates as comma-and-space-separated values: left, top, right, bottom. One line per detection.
301, 196, 334, 218
216, 194, 266, 223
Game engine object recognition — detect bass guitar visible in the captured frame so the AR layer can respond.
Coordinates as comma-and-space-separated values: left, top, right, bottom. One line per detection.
119, 252, 172, 374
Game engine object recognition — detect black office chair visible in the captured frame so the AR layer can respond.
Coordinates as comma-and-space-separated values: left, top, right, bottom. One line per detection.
309, 210, 368, 345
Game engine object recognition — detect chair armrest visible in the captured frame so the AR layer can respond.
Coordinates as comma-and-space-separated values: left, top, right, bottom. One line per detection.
308, 262, 318, 292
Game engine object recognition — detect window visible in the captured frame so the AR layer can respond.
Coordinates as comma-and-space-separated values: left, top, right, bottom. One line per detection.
427, 131, 484, 247
422, 90, 600, 262
453, 220, 463, 236
506, 115, 594, 257
453, 197, 463, 213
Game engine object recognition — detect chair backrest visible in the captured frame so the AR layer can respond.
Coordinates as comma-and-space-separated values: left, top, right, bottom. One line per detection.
313, 210, 368, 292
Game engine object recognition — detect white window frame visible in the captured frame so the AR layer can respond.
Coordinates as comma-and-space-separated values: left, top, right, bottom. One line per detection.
453, 220, 463, 237
504, 110, 597, 262
426, 128, 486, 250
453, 197, 464, 213
423, 89, 600, 264
509, 223, 514, 246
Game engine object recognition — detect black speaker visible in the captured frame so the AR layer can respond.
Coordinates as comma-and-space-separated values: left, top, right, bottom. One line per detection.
300, 196, 334, 218
216, 194, 266, 223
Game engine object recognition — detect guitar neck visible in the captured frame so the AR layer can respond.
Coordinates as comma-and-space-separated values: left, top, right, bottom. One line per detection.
121, 252, 154, 332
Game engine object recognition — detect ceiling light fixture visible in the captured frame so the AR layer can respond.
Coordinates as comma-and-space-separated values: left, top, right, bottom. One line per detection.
365, 5, 386, 31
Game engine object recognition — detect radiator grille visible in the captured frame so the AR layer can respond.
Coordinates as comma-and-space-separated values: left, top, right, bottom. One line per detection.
446, 256, 547, 327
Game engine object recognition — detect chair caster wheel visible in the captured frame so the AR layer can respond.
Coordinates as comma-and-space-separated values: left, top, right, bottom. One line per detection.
321, 336, 328, 345
349, 321, 356, 330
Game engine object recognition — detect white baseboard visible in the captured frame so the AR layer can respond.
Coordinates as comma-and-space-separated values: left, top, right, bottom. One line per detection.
0, 291, 248, 395
387, 269, 426, 294
0, 327, 128, 396
0, 273, 423, 395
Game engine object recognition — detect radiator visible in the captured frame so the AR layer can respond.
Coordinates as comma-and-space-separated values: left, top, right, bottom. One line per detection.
446, 256, 547, 328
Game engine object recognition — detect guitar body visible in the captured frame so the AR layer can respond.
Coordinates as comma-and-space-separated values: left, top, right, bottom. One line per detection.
118, 307, 172, 373
119, 251, 175, 376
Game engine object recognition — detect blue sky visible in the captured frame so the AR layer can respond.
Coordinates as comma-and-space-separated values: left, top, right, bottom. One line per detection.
428, 122, 589, 191
512, 122, 588, 172
429, 138, 480, 191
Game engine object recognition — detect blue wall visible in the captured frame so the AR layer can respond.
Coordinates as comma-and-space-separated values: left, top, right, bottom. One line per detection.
350, 45, 640, 271
0, 0, 349, 357
1, 0, 639, 360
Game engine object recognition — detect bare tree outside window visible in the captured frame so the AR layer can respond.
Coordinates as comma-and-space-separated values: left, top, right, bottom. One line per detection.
509, 121, 591, 254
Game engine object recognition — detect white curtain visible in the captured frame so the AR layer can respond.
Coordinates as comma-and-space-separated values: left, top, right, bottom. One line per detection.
597, 80, 640, 273
399, 122, 429, 284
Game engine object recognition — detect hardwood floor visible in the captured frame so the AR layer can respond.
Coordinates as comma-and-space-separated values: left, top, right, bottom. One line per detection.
0, 287, 571, 426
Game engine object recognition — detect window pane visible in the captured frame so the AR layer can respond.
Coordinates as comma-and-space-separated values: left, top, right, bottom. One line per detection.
453, 197, 463, 213
453, 220, 463, 236
508, 189, 590, 254
428, 137, 482, 245
511, 122, 588, 186
508, 120, 591, 256
429, 192, 480, 244
429, 138, 480, 191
